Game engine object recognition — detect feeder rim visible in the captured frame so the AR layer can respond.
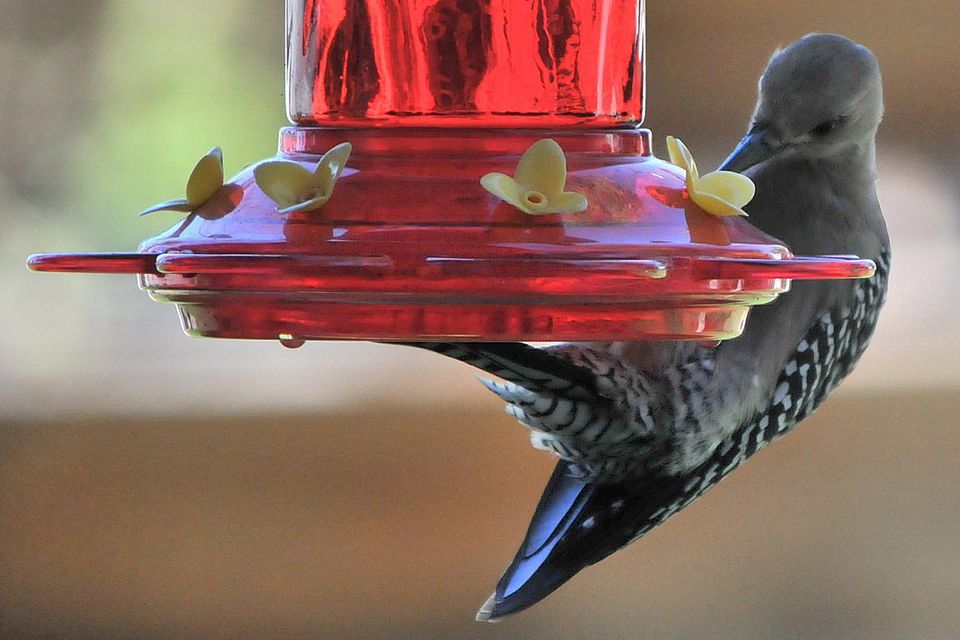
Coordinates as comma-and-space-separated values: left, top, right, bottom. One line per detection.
26, 251, 876, 281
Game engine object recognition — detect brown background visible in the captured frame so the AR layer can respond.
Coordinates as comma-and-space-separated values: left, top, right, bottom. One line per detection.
1, 1, 959, 638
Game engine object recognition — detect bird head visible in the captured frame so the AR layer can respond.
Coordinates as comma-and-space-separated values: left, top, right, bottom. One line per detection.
720, 33, 883, 173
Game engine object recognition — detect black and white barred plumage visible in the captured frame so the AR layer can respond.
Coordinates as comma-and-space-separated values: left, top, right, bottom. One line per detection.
596, 248, 890, 546
409, 34, 891, 620
433, 248, 887, 485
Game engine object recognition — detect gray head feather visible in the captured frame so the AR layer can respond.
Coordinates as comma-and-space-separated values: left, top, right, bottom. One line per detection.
755, 34, 883, 154
720, 34, 884, 173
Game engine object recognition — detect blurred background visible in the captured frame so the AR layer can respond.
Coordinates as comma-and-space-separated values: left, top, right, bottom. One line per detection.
1, 1, 958, 638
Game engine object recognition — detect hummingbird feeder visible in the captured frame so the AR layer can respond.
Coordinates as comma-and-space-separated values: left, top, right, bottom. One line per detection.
27, 0, 874, 343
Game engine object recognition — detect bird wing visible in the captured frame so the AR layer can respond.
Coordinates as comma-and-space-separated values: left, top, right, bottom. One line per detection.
403, 342, 604, 403
406, 342, 644, 479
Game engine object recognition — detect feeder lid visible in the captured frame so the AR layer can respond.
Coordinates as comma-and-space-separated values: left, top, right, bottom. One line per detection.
28, 128, 874, 343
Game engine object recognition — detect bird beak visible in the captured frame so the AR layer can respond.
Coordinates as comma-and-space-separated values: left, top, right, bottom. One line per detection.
717, 130, 780, 173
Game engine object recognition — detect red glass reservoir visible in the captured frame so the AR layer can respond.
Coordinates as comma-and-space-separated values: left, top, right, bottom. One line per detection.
27, 0, 875, 343
287, 0, 645, 128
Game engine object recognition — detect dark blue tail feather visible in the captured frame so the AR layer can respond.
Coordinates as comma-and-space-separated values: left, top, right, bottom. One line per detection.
483, 462, 596, 619
480, 461, 713, 620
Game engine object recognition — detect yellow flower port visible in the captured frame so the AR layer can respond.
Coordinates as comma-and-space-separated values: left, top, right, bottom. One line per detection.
480, 139, 588, 215
254, 142, 352, 214
139, 147, 226, 216
666, 135, 756, 217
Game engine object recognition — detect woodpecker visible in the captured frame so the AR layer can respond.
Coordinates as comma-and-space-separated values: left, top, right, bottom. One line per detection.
410, 33, 890, 621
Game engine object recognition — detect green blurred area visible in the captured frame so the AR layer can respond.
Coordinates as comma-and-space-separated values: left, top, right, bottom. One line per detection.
72, 0, 284, 241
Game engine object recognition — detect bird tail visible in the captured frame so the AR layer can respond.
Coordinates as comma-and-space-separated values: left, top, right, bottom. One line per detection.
477, 461, 597, 621
477, 457, 726, 621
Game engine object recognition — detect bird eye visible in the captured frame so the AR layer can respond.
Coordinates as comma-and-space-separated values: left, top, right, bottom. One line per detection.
811, 116, 846, 137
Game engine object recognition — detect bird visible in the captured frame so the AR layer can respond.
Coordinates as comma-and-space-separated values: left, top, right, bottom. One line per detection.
407, 33, 891, 621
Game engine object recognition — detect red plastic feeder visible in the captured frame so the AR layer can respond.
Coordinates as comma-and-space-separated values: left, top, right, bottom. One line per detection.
27, 0, 874, 343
